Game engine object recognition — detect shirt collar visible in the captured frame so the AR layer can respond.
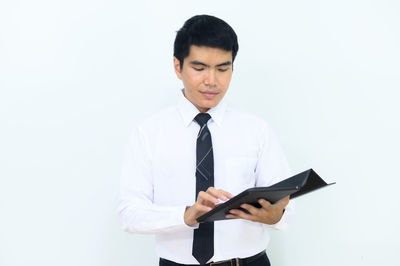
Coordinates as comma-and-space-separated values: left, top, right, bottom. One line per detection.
177, 89, 227, 127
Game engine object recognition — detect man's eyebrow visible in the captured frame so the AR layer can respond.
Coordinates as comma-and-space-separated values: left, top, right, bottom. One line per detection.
189, 61, 232, 67
216, 61, 232, 67
189, 61, 209, 67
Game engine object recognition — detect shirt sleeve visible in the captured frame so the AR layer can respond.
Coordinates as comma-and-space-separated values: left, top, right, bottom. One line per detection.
254, 122, 295, 231
117, 126, 196, 234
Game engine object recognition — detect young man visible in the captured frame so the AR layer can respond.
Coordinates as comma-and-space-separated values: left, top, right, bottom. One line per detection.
118, 15, 293, 266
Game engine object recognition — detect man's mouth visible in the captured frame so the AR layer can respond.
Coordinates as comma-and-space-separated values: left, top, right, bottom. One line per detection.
200, 91, 218, 99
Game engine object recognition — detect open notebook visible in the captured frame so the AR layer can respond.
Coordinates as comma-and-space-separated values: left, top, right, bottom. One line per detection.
196, 169, 335, 223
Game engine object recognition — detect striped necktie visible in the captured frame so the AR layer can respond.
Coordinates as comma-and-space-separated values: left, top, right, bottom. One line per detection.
192, 113, 214, 264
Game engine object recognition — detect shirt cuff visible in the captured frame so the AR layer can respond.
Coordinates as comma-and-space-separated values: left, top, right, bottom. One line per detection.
180, 206, 199, 230
265, 202, 295, 231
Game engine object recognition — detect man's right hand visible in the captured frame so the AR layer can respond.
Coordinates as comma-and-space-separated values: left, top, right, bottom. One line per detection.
184, 187, 233, 226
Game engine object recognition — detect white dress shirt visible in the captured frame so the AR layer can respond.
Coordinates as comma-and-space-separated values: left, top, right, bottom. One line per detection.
118, 90, 294, 264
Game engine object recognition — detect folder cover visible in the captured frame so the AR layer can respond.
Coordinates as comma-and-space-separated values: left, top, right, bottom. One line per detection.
196, 168, 335, 223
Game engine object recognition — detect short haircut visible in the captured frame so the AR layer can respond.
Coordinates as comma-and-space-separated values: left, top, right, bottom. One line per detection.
174, 15, 239, 69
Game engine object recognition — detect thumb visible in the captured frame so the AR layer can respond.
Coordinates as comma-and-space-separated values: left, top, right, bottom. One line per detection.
277, 196, 290, 208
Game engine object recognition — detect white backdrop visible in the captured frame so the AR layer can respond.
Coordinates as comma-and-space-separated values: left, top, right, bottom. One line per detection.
1, 1, 399, 265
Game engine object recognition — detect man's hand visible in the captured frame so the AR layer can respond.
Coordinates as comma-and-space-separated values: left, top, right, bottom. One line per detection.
225, 196, 289, 225
184, 187, 233, 226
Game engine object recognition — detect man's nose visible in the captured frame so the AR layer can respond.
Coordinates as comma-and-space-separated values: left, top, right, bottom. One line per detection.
204, 69, 216, 87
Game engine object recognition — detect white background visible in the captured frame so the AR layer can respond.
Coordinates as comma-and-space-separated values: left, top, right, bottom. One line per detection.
1, 0, 399, 265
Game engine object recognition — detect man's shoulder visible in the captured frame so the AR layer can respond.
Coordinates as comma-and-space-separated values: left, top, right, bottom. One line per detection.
136, 104, 180, 131
224, 103, 269, 130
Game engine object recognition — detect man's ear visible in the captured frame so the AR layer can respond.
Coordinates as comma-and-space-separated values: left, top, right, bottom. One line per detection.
173, 57, 182, 80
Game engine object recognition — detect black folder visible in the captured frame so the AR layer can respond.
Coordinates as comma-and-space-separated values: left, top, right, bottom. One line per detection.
196, 169, 335, 223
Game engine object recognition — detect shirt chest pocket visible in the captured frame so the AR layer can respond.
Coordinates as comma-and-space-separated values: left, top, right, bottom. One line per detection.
224, 157, 257, 195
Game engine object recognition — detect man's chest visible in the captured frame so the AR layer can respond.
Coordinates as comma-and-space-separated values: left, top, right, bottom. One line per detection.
150, 125, 261, 205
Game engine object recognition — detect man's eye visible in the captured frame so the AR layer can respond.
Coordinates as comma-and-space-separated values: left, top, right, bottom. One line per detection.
218, 68, 229, 72
193, 67, 204, 71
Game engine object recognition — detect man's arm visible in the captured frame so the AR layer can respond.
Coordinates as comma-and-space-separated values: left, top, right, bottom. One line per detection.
117, 126, 192, 234
118, 126, 234, 233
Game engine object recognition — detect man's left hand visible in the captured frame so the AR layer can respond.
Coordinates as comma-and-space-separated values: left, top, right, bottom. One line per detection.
225, 196, 289, 225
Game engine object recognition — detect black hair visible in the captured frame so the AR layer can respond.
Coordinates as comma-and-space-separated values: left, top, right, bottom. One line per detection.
174, 15, 239, 70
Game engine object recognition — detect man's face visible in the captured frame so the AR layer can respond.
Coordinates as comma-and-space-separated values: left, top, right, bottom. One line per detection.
174, 45, 233, 113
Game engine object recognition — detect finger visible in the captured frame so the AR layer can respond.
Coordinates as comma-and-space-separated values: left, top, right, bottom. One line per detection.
206, 187, 231, 201
258, 199, 272, 209
197, 191, 219, 205
203, 200, 216, 208
229, 208, 256, 221
193, 203, 213, 213
221, 190, 234, 199
205, 187, 221, 199
214, 188, 233, 199
225, 214, 237, 219
240, 203, 261, 216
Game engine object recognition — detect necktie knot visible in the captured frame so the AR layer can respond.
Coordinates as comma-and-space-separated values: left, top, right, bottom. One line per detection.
194, 113, 211, 127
